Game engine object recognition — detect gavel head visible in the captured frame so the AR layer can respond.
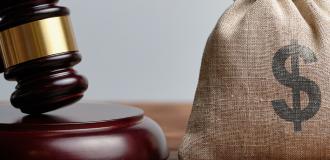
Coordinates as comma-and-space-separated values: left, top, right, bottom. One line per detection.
0, 0, 88, 114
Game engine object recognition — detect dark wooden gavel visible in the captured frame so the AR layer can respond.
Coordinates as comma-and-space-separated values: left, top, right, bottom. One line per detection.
0, 0, 88, 114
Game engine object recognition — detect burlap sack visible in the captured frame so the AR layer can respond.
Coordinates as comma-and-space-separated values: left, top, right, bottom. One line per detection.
179, 0, 330, 159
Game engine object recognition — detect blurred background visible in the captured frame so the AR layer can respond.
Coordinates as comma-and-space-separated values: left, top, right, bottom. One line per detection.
0, 0, 233, 102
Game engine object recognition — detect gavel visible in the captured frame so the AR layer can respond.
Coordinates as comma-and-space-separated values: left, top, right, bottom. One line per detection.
0, 0, 88, 114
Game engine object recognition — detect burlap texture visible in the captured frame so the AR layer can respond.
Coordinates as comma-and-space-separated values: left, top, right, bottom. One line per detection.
179, 0, 330, 159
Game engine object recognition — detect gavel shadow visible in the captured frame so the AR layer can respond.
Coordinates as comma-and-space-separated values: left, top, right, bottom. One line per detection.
16, 114, 70, 124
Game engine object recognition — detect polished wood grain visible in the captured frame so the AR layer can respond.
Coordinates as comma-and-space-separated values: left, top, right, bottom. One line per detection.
122, 102, 192, 160
0, 0, 68, 30
0, 102, 169, 160
5, 53, 88, 114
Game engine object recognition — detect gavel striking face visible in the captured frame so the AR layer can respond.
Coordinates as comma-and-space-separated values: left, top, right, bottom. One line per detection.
0, 0, 88, 114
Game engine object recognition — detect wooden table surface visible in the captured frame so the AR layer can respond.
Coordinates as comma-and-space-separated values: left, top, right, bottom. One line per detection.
122, 102, 192, 160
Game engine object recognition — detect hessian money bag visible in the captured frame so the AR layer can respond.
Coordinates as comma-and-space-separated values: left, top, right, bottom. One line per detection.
179, 0, 330, 159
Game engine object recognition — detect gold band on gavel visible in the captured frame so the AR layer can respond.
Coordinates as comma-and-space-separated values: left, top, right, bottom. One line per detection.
0, 16, 78, 68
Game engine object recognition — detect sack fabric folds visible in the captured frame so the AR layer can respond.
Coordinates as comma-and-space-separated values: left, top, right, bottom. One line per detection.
179, 0, 330, 159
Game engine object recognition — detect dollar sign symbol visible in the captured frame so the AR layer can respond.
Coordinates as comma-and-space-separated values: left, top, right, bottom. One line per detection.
272, 41, 321, 132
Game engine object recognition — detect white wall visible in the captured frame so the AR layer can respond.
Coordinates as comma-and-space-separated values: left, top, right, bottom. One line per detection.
0, 0, 233, 102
